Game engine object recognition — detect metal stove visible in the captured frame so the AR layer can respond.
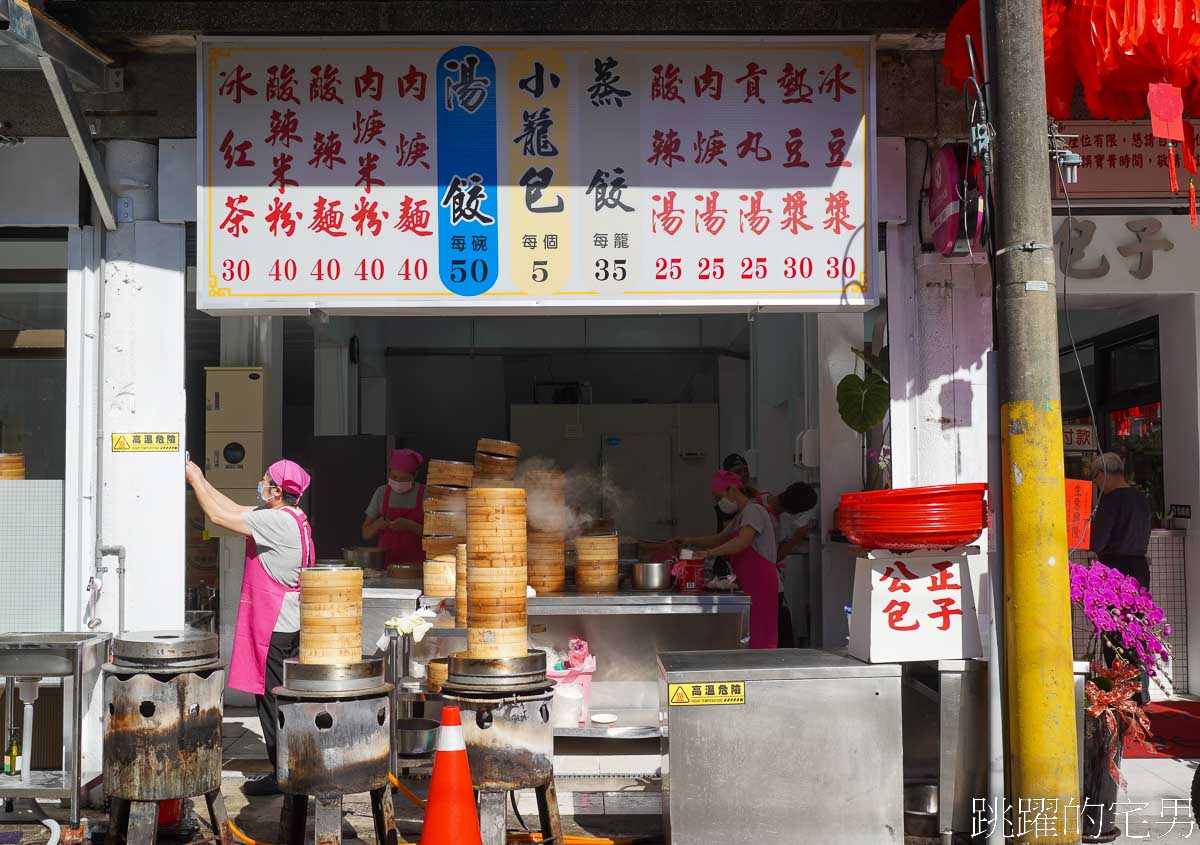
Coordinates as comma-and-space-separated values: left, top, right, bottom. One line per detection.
274, 656, 397, 845
441, 651, 561, 845
102, 630, 231, 845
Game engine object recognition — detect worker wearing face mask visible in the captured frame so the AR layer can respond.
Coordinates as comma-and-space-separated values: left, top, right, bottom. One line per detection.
185, 457, 314, 796
675, 470, 779, 648
362, 449, 425, 564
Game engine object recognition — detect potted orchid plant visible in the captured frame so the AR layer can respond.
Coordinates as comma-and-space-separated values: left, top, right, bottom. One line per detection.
1070, 561, 1171, 842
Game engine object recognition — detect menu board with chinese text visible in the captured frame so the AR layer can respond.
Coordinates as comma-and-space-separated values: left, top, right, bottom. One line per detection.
199, 38, 875, 312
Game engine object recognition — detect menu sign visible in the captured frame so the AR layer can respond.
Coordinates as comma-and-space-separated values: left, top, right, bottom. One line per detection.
1053, 120, 1197, 200
198, 38, 875, 312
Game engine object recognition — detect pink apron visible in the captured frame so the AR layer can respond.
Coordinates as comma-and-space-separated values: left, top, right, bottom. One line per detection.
379, 483, 425, 565
730, 543, 779, 649
228, 507, 314, 695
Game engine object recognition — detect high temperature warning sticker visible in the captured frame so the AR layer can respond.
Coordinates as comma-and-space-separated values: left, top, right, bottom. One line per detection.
668, 681, 745, 706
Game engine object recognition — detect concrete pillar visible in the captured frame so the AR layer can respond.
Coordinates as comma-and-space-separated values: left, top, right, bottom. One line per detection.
65, 225, 103, 633
314, 317, 358, 436
886, 138, 995, 651
96, 141, 186, 635
816, 311, 866, 646
98, 219, 187, 632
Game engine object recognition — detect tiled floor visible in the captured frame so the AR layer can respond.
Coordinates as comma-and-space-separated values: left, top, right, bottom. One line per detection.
1103, 757, 1199, 843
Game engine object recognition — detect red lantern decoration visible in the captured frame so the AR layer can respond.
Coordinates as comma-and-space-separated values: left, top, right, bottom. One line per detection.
1069, 0, 1200, 120
943, 0, 1200, 196
942, 0, 1077, 118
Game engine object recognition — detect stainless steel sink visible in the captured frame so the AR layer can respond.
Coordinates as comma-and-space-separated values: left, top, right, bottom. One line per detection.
0, 633, 110, 678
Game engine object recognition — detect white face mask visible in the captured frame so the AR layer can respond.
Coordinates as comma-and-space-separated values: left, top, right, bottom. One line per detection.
718, 496, 739, 515
389, 479, 414, 494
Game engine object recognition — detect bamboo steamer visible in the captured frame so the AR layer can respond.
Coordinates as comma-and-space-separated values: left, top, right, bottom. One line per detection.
575, 562, 620, 594
574, 534, 619, 561
474, 452, 519, 481
299, 566, 363, 664
467, 627, 528, 659
455, 544, 468, 627
423, 535, 464, 557
424, 485, 467, 512
529, 569, 566, 593
522, 469, 566, 492
423, 555, 456, 597
527, 529, 565, 593
427, 657, 449, 692
0, 454, 25, 480
424, 510, 467, 537
476, 438, 522, 459
427, 460, 474, 488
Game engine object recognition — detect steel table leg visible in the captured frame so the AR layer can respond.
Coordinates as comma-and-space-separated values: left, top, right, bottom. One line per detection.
105, 797, 130, 845
280, 793, 309, 845
314, 794, 343, 845
205, 787, 234, 845
371, 784, 397, 845
478, 790, 507, 845
125, 800, 158, 845
536, 781, 563, 845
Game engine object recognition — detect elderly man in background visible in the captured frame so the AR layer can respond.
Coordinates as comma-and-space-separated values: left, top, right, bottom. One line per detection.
1089, 451, 1153, 703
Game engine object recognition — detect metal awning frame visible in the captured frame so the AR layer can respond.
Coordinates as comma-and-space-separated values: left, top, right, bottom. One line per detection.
0, 0, 118, 230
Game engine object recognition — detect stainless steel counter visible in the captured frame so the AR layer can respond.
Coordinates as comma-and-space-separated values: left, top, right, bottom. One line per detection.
363, 583, 749, 747
417, 589, 752, 616
659, 649, 904, 845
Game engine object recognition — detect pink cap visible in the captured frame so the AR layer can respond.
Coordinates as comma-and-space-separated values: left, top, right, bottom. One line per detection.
389, 448, 424, 474
268, 459, 311, 497
711, 469, 743, 495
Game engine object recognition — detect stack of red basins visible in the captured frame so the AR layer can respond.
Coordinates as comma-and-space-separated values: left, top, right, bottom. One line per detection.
838, 483, 988, 551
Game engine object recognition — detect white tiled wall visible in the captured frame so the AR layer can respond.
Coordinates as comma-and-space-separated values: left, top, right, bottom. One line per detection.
1070, 532, 1188, 695
0, 480, 64, 632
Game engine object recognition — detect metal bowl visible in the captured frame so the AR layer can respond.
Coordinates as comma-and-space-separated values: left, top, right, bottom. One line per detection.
904, 783, 938, 838
631, 561, 673, 591
396, 718, 439, 757
343, 547, 386, 569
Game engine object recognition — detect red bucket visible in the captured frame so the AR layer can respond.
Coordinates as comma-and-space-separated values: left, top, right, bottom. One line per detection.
675, 559, 705, 594
158, 799, 182, 826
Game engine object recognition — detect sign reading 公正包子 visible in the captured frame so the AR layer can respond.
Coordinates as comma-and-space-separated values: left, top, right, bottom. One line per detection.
197, 38, 876, 312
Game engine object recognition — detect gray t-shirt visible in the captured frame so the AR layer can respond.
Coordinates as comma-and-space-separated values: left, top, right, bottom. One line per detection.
243, 507, 307, 633
365, 483, 421, 518
730, 501, 778, 564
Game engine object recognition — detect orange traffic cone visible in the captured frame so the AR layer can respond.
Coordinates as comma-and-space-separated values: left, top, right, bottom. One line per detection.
420, 705, 482, 845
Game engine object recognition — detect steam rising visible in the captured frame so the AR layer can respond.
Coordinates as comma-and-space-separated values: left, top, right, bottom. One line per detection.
517, 457, 626, 539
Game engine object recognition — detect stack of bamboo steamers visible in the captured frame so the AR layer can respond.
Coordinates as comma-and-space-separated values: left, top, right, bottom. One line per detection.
467, 438, 527, 658
525, 469, 568, 594
422, 459, 473, 604
299, 564, 364, 664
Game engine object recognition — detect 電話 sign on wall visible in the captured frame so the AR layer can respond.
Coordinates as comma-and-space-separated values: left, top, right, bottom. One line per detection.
198, 38, 876, 312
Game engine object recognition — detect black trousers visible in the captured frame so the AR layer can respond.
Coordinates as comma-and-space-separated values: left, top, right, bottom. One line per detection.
1101, 555, 1152, 705
778, 593, 795, 649
256, 631, 300, 771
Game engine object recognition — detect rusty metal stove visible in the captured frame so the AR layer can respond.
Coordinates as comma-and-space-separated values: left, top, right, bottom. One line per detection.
274, 656, 397, 845
441, 651, 561, 845
102, 630, 232, 845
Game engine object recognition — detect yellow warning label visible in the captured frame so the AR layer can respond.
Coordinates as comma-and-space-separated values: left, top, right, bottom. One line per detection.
111, 433, 180, 453
668, 681, 745, 706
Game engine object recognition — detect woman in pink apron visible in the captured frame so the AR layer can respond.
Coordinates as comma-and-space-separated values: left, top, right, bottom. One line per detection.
362, 449, 425, 565
185, 457, 314, 796
675, 470, 781, 648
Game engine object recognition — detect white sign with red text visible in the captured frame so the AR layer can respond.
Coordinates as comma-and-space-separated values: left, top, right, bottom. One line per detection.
848, 550, 982, 663
198, 37, 876, 313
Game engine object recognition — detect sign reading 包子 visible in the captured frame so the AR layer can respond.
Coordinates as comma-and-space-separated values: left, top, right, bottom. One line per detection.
198, 38, 876, 312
